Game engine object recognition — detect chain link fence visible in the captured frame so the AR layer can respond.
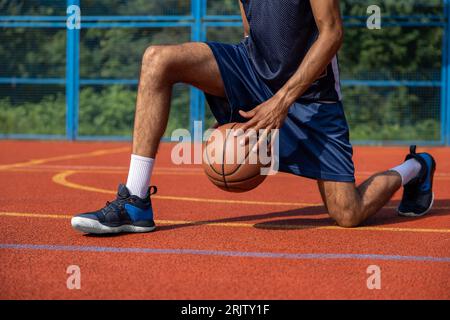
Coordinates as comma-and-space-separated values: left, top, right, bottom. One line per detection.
0, 0, 449, 144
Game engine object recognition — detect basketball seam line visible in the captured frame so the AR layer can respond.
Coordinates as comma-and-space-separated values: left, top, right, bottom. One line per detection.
206, 124, 264, 179
222, 123, 238, 191
224, 129, 269, 178
205, 170, 263, 185
205, 125, 235, 177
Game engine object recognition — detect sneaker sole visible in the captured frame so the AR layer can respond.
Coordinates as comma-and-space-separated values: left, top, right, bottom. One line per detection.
71, 216, 156, 234
397, 192, 434, 217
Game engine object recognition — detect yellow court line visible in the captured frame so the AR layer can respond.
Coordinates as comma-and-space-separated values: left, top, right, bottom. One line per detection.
52, 170, 116, 194
51, 170, 450, 210
4, 165, 450, 180
14, 164, 203, 172
1, 211, 449, 234
0, 147, 129, 171
0, 212, 72, 219
52, 170, 320, 207
155, 195, 318, 207
5, 164, 204, 173
5, 167, 205, 176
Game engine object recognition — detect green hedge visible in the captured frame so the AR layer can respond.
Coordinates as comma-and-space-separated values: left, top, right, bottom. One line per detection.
0, 85, 440, 141
0, 85, 190, 137
0, 0, 443, 142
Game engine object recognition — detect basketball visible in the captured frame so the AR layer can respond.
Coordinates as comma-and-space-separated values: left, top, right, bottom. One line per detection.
203, 122, 271, 192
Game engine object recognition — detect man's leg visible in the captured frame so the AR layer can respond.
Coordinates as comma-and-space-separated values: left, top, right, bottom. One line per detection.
317, 150, 432, 227
133, 42, 225, 157
317, 171, 402, 228
72, 42, 226, 234
125, 43, 225, 197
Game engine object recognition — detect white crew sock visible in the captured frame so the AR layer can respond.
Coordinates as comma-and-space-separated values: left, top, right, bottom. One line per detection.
390, 158, 422, 186
126, 154, 155, 198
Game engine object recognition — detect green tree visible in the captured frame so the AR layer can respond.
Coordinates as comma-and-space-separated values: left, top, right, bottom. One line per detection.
0, 0, 444, 142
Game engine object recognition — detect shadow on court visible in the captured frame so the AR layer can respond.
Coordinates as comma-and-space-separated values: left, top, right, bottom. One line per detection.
151, 199, 450, 232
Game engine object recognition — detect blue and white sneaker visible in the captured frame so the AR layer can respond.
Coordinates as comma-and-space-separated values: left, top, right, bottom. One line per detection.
398, 145, 436, 217
71, 184, 157, 234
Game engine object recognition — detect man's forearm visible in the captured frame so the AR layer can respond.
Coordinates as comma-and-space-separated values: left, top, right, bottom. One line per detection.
275, 31, 343, 109
237, 0, 344, 133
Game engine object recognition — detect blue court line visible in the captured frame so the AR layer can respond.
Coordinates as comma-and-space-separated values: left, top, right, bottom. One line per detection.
1, 244, 449, 263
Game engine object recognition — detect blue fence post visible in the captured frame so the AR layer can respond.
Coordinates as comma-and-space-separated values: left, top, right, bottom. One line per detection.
189, 0, 203, 141
66, 0, 80, 140
444, 0, 450, 145
200, 0, 207, 134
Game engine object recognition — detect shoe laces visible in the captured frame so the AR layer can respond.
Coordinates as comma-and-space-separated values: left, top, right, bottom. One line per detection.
101, 196, 128, 216
100, 186, 157, 216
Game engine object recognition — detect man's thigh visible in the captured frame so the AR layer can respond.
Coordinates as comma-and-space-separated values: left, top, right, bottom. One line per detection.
156, 42, 225, 97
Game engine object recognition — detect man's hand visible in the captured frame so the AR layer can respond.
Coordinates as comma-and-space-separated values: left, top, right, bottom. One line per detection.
234, 0, 343, 149
239, 95, 289, 132
235, 94, 290, 148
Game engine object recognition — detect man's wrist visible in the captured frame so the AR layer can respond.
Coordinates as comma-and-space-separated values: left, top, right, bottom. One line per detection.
274, 87, 297, 111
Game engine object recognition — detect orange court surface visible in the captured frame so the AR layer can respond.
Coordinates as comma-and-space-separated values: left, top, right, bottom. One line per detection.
0, 140, 449, 299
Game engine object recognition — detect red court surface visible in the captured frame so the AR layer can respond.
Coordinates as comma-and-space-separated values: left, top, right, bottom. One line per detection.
0, 140, 449, 299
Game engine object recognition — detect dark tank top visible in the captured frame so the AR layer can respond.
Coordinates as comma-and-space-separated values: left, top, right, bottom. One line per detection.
241, 0, 342, 102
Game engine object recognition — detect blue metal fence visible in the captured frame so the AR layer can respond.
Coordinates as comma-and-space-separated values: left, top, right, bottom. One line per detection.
444, 0, 450, 144
0, 0, 449, 144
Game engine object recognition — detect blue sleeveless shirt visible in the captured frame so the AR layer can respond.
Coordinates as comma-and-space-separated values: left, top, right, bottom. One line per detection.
241, 0, 342, 101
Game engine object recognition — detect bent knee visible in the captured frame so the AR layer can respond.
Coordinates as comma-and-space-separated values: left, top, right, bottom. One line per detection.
141, 45, 174, 77
143, 45, 165, 64
329, 207, 362, 228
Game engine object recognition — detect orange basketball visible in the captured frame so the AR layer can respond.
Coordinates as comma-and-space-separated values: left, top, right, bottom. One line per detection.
203, 122, 271, 192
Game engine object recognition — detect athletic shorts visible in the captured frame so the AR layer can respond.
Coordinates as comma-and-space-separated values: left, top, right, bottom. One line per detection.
204, 41, 355, 182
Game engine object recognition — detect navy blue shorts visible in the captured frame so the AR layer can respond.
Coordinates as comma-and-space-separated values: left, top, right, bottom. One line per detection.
204, 41, 355, 182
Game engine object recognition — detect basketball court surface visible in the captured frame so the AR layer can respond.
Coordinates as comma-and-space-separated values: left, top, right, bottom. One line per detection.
0, 140, 449, 299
